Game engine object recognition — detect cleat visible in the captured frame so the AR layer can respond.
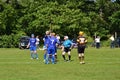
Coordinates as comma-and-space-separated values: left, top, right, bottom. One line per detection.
67, 60, 71, 62
80, 62, 83, 64
52, 63, 56, 64
64, 59, 68, 62
43, 59, 46, 62
31, 58, 34, 59
36, 58, 39, 60
82, 61, 85, 64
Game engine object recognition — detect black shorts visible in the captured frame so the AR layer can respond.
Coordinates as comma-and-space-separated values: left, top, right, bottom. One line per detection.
64, 47, 71, 53
77, 45, 85, 53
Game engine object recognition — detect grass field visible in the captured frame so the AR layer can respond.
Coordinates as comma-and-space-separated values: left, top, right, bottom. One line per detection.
0, 47, 120, 80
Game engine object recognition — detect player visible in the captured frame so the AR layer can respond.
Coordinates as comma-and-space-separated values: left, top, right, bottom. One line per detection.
77, 31, 87, 64
61, 36, 73, 62
43, 31, 50, 61
109, 35, 115, 48
27, 34, 39, 59
55, 34, 60, 62
45, 32, 58, 64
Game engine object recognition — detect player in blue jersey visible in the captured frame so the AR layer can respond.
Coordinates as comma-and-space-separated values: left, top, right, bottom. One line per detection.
45, 32, 59, 64
27, 34, 39, 59
43, 31, 50, 62
62, 36, 73, 62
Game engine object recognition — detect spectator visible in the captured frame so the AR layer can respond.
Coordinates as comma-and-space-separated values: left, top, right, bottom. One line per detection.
109, 35, 115, 48
95, 36, 100, 49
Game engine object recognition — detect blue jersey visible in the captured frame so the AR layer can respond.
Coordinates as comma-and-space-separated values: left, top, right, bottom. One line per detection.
63, 40, 72, 48
47, 36, 57, 48
43, 35, 50, 46
29, 38, 36, 47
47, 36, 58, 55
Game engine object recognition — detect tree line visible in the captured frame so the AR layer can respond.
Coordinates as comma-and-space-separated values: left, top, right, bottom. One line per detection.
0, 0, 120, 48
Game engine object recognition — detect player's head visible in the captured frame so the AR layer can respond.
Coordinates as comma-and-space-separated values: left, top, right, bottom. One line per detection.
79, 31, 84, 36
50, 32, 56, 36
52, 32, 56, 36
64, 36, 68, 40
46, 31, 50, 35
36, 36, 39, 38
31, 34, 34, 38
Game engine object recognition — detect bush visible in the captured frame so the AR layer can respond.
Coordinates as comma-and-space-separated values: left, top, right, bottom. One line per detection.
0, 32, 27, 48
101, 40, 110, 47
0, 35, 13, 48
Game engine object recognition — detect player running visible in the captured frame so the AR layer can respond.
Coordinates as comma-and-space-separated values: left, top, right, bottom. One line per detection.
27, 34, 39, 59
61, 36, 73, 62
77, 31, 87, 64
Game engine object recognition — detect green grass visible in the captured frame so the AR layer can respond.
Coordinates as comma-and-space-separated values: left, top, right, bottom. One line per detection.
0, 48, 120, 80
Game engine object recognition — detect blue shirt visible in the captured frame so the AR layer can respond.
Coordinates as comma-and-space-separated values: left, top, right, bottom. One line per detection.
43, 35, 50, 46
47, 36, 58, 48
29, 38, 36, 47
63, 40, 72, 48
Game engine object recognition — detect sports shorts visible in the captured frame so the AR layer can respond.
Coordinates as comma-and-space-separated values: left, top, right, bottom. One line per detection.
77, 45, 85, 53
47, 47, 55, 55
30, 46, 37, 51
64, 47, 71, 53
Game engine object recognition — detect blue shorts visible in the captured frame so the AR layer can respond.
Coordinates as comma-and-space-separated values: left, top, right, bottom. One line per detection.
47, 47, 55, 55
30, 46, 37, 51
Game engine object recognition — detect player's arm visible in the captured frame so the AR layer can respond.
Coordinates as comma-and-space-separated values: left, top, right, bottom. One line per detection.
43, 38, 45, 42
61, 42, 64, 51
35, 39, 37, 46
85, 38, 87, 44
26, 42, 30, 48
77, 37, 80, 43
56, 39, 60, 47
69, 40, 73, 49
61, 45, 64, 51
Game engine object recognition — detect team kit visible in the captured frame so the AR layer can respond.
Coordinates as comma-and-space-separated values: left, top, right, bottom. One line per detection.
27, 31, 87, 64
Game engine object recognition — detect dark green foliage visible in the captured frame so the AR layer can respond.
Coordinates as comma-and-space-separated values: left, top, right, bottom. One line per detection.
0, 0, 120, 47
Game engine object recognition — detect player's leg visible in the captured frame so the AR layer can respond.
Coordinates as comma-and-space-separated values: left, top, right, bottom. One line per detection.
45, 48, 50, 64
52, 48, 56, 64
79, 53, 85, 64
45, 54, 49, 64
81, 46, 85, 64
68, 51, 71, 61
43, 46, 47, 61
78, 54, 82, 64
78, 46, 82, 63
33, 47, 39, 59
67, 48, 71, 61
51, 54, 55, 64
55, 47, 57, 62
62, 51, 66, 61
34, 50, 39, 59
30, 47, 34, 59
30, 51, 34, 59
81, 53, 85, 64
